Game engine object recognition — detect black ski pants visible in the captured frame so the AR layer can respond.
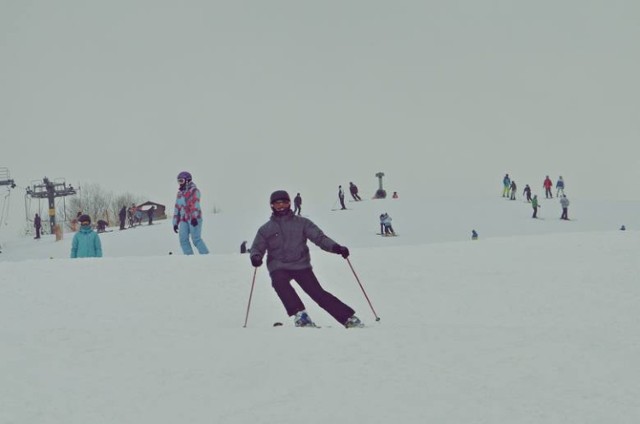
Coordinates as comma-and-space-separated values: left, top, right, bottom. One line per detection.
270, 268, 354, 325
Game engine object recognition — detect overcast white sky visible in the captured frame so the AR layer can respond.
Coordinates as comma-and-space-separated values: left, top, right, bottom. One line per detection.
2, 1, 640, 227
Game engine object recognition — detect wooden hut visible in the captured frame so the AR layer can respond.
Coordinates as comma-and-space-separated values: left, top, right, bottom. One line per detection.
136, 201, 167, 220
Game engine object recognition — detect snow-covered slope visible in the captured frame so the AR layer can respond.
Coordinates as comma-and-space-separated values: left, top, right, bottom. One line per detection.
1, 196, 639, 423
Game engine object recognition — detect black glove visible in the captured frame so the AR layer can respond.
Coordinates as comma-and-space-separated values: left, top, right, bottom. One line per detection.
332, 244, 350, 259
251, 256, 263, 267
173, 224, 179, 233
190, 218, 198, 226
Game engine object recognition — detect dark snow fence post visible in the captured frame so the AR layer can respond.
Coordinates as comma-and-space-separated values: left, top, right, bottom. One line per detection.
345, 258, 381, 322
243, 268, 258, 328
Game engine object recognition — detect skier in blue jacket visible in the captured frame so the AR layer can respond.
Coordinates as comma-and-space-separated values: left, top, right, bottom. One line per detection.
70, 215, 103, 258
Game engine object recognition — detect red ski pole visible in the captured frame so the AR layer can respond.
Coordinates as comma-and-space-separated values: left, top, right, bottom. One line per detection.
346, 257, 381, 321
243, 268, 258, 328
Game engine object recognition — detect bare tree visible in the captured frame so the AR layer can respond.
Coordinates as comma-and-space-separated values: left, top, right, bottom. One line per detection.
110, 192, 144, 221
63, 183, 113, 228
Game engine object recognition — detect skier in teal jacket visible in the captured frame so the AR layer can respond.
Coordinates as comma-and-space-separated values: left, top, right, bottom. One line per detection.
70, 215, 103, 258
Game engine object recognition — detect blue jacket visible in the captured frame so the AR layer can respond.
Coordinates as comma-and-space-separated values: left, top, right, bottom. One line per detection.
71, 226, 103, 258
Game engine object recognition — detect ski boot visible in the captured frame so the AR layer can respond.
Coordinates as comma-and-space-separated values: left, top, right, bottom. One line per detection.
294, 310, 317, 327
344, 315, 364, 328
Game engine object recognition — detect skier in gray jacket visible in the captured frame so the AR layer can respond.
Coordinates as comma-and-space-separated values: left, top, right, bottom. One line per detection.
250, 190, 363, 328
560, 195, 570, 220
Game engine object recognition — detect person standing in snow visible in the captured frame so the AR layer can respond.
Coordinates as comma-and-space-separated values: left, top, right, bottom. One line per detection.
510, 180, 517, 200
147, 206, 155, 225
34, 213, 42, 239
502, 174, 511, 198
172, 171, 210, 255
70, 215, 103, 258
560, 194, 570, 220
556, 176, 565, 197
349, 182, 362, 201
543, 175, 553, 199
293, 193, 302, 216
118, 206, 127, 230
338, 185, 347, 210
249, 190, 363, 328
523, 184, 532, 203
532, 194, 541, 218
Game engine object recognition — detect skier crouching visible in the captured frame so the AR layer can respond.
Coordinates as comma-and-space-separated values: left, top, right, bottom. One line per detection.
249, 190, 363, 328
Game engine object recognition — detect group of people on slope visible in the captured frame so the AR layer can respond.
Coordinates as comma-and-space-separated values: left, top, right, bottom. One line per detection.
503, 173, 570, 220
118, 204, 156, 230
379, 213, 396, 236
337, 182, 362, 209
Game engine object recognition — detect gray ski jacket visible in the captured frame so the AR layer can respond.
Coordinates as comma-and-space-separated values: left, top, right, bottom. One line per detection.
250, 210, 338, 273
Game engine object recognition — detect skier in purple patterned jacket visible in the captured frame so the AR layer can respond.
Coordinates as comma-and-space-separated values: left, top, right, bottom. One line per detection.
172, 171, 209, 255
249, 190, 363, 328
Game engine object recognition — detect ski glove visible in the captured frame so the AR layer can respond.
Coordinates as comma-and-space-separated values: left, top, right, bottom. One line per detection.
190, 218, 198, 227
173, 224, 179, 233
251, 256, 263, 267
332, 244, 350, 259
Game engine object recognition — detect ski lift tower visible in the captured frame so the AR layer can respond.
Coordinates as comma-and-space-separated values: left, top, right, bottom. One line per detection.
26, 177, 76, 234
374, 172, 387, 199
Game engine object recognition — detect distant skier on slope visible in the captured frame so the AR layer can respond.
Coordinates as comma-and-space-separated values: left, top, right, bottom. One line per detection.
249, 190, 363, 328
502, 174, 511, 198
532, 194, 541, 218
349, 182, 362, 201
556, 176, 565, 197
560, 194, 570, 220
543, 175, 553, 199
293, 193, 302, 216
338, 185, 347, 210
523, 184, 532, 203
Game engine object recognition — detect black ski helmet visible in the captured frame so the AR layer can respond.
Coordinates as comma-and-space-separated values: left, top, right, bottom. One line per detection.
270, 190, 290, 204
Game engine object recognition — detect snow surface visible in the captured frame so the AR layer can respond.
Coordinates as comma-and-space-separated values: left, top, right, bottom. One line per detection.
1, 195, 639, 423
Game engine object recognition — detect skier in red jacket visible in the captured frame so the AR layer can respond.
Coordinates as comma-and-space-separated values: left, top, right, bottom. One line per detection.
543, 175, 553, 199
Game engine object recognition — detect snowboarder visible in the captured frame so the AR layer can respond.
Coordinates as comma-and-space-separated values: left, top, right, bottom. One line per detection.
532, 194, 540, 218
543, 175, 553, 199
560, 194, 570, 220
118, 206, 127, 230
502, 174, 511, 198
249, 190, 363, 328
556, 176, 565, 197
471, 230, 478, 240
523, 184, 532, 202
349, 182, 362, 201
172, 171, 210, 255
510, 180, 517, 200
293, 193, 302, 216
70, 215, 103, 258
34, 213, 41, 239
338, 185, 347, 210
